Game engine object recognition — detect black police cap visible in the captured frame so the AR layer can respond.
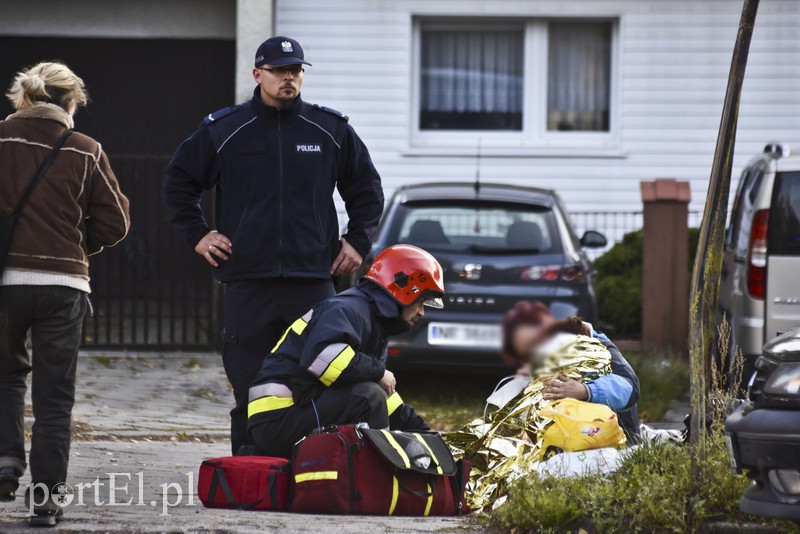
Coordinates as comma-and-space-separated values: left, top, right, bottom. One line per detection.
255, 36, 311, 67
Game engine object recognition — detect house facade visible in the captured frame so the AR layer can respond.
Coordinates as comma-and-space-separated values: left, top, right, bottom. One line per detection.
274, 0, 800, 240
1, 0, 798, 350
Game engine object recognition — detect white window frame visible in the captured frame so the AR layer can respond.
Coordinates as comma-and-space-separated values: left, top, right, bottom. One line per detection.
409, 17, 621, 155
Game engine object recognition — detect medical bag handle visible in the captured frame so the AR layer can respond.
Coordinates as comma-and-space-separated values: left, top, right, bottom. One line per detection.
206, 466, 278, 510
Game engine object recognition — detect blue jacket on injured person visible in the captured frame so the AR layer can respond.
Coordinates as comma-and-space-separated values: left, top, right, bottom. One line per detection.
247, 280, 428, 458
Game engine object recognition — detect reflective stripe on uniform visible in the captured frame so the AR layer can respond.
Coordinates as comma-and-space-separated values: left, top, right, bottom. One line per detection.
386, 391, 403, 416
389, 475, 399, 515
270, 309, 314, 353
413, 433, 443, 475
424, 482, 433, 516
380, 430, 411, 469
295, 471, 338, 483
247, 395, 294, 418
308, 343, 356, 387
248, 383, 292, 402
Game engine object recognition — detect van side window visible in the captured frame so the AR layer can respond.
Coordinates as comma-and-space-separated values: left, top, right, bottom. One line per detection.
768, 171, 800, 256
727, 168, 751, 248
734, 162, 767, 259
749, 171, 764, 203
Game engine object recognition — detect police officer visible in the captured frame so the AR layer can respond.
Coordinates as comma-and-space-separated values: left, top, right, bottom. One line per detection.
164, 36, 384, 454
248, 245, 443, 458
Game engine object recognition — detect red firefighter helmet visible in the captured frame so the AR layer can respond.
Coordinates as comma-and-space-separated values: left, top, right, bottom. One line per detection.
365, 244, 445, 308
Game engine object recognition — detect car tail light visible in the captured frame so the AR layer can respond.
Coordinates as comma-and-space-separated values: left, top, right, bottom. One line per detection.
560, 266, 585, 282
387, 347, 402, 357
747, 209, 769, 300
521, 265, 584, 282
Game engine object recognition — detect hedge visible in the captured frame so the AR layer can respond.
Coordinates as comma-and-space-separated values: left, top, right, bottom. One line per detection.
594, 228, 699, 337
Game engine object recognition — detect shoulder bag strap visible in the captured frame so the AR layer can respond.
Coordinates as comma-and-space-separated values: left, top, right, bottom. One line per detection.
11, 128, 73, 219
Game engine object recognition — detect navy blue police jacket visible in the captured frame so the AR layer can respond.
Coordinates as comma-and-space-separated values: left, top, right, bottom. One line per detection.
163, 88, 384, 281
251, 280, 407, 400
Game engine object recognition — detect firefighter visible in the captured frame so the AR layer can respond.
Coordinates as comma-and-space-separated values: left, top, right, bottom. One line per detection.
247, 245, 443, 458
163, 36, 384, 454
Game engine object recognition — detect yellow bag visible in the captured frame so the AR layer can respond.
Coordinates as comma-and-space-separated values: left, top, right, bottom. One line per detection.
539, 398, 626, 461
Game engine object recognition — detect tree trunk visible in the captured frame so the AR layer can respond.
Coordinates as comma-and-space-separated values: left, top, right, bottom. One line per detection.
688, 0, 760, 458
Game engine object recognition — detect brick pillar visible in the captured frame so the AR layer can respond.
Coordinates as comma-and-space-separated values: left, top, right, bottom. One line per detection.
641, 179, 691, 355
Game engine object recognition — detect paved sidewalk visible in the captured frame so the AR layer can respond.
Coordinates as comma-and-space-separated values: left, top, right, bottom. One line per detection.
0, 440, 474, 533
0, 352, 480, 533
66, 352, 231, 441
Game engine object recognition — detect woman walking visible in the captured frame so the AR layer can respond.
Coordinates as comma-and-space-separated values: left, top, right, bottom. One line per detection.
0, 62, 129, 526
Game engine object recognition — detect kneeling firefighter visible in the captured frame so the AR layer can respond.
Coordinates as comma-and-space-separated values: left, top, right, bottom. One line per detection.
248, 244, 444, 458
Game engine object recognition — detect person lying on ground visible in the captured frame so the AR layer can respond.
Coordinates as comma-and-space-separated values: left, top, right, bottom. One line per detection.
501, 301, 641, 442
247, 245, 444, 458
445, 319, 625, 511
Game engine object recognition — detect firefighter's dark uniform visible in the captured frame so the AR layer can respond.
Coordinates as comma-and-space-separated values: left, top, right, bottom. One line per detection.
164, 88, 384, 453
248, 280, 428, 458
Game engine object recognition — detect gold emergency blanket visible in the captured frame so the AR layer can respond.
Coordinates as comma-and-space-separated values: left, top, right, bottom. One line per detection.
443, 335, 614, 511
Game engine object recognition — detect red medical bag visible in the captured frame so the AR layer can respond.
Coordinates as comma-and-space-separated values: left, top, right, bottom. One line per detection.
198, 456, 291, 511
291, 424, 469, 516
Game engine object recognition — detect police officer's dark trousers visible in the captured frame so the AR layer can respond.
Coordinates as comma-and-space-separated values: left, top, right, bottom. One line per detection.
222, 278, 334, 454
0, 286, 88, 488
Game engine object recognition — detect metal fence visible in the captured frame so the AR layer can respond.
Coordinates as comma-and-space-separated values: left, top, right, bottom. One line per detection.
82, 154, 223, 351
570, 210, 702, 260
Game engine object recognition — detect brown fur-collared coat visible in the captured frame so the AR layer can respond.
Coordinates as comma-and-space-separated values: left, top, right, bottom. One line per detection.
0, 103, 129, 278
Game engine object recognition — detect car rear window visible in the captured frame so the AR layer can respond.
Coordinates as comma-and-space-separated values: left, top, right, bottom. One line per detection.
392, 201, 561, 254
768, 171, 800, 256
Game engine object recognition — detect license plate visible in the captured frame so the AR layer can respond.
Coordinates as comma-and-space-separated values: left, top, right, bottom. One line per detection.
427, 322, 501, 348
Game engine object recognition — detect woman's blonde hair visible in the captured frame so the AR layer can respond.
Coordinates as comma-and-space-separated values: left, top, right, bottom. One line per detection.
6, 61, 88, 112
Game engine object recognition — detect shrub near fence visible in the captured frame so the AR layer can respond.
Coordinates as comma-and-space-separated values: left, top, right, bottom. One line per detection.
593, 227, 700, 337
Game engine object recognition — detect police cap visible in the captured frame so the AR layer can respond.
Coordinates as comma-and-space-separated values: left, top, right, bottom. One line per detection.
255, 36, 311, 67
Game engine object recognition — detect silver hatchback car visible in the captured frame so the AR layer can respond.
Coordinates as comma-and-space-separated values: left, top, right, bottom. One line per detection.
719, 143, 800, 386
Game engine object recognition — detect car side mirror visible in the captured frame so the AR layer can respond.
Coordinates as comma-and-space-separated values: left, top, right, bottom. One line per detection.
580, 230, 607, 248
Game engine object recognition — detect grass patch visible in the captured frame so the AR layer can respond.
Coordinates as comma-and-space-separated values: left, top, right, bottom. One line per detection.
625, 351, 690, 422
491, 429, 798, 533
394, 371, 497, 431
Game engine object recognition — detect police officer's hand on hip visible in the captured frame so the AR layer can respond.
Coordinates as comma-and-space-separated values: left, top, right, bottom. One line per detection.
332, 238, 362, 276
195, 230, 233, 268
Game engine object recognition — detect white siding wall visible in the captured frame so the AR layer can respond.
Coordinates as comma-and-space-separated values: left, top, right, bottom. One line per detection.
274, 0, 800, 236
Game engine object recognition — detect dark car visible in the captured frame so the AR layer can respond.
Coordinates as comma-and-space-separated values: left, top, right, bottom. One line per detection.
725, 327, 800, 521
356, 182, 607, 371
